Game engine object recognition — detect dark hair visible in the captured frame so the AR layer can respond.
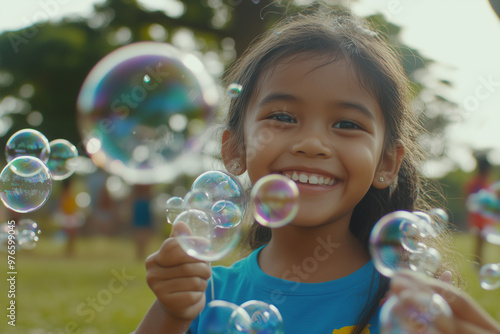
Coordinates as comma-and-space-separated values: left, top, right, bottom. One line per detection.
222, 8, 452, 334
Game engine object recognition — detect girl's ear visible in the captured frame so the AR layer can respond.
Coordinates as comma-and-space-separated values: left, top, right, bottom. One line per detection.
373, 141, 405, 189
221, 129, 247, 175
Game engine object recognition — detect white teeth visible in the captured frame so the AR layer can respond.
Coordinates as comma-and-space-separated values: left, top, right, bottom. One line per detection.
282, 171, 337, 186
299, 173, 308, 183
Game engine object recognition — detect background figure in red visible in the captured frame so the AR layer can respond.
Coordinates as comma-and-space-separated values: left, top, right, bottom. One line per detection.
132, 184, 154, 261
465, 155, 496, 267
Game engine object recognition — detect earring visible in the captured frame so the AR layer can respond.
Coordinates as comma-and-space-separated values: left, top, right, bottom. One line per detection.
379, 176, 384, 182
229, 160, 242, 173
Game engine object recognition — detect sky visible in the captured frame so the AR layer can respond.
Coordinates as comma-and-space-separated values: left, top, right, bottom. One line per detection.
1, 0, 500, 177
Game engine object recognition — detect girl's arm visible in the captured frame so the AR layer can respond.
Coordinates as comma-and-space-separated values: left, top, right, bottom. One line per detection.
390, 270, 500, 334
135, 224, 211, 334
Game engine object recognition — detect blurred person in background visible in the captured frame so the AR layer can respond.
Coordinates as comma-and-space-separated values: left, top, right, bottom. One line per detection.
465, 154, 496, 267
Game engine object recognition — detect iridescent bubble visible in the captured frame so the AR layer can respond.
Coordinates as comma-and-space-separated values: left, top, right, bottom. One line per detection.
251, 174, 299, 228
211, 200, 243, 228
46, 139, 79, 180
370, 210, 428, 277
173, 209, 240, 261
479, 263, 500, 290
166, 196, 184, 224
191, 170, 246, 216
0, 156, 52, 213
184, 189, 213, 211
227, 83, 243, 98
239, 300, 284, 334
5, 128, 51, 163
411, 211, 438, 238
77, 42, 219, 184
201, 300, 252, 334
408, 246, 442, 277
380, 293, 452, 334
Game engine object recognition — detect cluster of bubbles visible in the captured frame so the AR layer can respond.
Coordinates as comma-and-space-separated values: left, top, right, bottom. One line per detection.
165, 172, 297, 331
76, 41, 219, 185
0, 128, 78, 213
201, 299, 284, 334
0, 219, 42, 250
166, 170, 246, 262
369, 209, 451, 333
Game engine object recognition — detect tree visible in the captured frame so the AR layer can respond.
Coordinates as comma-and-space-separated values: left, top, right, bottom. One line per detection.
0, 0, 456, 172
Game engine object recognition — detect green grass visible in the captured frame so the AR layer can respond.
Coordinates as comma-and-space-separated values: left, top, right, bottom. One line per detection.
1, 232, 499, 333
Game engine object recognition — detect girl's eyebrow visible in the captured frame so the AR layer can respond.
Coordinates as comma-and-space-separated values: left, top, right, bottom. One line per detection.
337, 101, 375, 121
258, 93, 298, 107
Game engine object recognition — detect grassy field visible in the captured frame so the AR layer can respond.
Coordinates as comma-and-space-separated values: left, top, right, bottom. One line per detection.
1, 232, 499, 333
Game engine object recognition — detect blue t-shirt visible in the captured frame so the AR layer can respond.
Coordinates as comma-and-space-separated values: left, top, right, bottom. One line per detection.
190, 246, 381, 333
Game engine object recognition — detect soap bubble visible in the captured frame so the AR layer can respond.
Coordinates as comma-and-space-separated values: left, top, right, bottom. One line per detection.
77, 41, 219, 184
5, 128, 51, 163
227, 83, 242, 98
239, 300, 284, 334
370, 210, 438, 277
211, 200, 243, 228
408, 246, 442, 276
173, 209, 240, 261
47, 139, 79, 180
479, 263, 500, 290
191, 170, 246, 216
251, 174, 299, 228
166, 196, 184, 224
201, 300, 252, 334
0, 156, 52, 213
184, 189, 213, 211
380, 293, 452, 334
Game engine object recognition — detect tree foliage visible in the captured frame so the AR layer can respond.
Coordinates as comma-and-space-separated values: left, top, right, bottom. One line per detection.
0, 0, 456, 169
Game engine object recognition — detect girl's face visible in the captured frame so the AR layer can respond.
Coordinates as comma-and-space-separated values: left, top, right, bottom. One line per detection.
235, 54, 396, 227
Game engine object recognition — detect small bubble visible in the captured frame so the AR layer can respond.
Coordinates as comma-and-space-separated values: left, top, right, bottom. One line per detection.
227, 83, 243, 98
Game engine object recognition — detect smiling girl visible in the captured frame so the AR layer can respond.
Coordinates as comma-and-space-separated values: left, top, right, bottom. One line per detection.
136, 9, 500, 334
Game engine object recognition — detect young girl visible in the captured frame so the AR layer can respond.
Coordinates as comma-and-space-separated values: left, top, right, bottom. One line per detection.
136, 9, 500, 334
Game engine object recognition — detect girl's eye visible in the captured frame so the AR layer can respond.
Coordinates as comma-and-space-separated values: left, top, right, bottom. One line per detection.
268, 112, 296, 123
333, 120, 362, 129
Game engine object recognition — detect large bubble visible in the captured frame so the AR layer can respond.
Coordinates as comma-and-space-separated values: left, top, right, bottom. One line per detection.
0, 156, 52, 213
77, 42, 219, 184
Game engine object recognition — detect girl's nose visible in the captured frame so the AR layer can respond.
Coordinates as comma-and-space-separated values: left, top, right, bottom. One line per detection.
291, 133, 332, 158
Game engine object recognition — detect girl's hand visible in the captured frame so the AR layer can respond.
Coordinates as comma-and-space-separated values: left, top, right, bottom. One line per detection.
145, 222, 211, 321
389, 270, 500, 334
